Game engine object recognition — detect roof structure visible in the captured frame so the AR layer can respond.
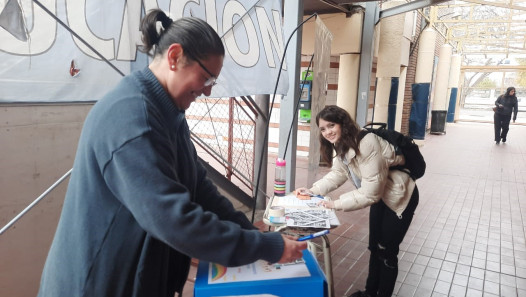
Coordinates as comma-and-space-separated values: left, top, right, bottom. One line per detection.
304, 0, 526, 64
304, 0, 526, 95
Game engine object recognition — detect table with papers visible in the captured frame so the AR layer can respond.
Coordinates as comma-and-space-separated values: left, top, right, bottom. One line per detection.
263, 194, 340, 229
262, 193, 340, 297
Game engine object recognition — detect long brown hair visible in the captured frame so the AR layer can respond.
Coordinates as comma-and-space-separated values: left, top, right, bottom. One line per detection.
315, 105, 362, 166
505, 86, 516, 97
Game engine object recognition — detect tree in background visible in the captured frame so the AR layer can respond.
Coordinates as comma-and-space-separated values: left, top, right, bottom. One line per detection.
515, 58, 526, 88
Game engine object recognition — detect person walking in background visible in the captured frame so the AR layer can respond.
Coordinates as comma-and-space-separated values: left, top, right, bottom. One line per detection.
37, 10, 306, 297
494, 86, 518, 144
296, 105, 418, 297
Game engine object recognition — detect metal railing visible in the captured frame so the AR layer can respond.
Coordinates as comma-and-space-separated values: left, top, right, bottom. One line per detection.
186, 96, 259, 194
0, 169, 72, 235
1, 97, 264, 234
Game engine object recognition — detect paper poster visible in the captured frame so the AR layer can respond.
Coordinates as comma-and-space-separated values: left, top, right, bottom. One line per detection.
208, 259, 311, 284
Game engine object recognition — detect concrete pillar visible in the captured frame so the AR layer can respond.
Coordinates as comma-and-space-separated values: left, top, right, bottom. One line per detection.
447, 54, 461, 123
409, 28, 436, 140
430, 44, 452, 134
415, 29, 436, 83
375, 8, 405, 128
374, 78, 392, 124
336, 54, 360, 120
454, 70, 465, 122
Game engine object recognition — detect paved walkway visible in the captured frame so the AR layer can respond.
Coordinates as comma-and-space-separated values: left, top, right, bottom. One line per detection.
186, 121, 526, 297
323, 121, 526, 297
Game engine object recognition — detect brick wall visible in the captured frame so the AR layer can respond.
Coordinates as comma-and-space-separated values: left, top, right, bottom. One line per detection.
401, 15, 446, 135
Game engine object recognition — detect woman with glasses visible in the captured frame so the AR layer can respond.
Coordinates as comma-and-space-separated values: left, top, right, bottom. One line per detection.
38, 10, 306, 297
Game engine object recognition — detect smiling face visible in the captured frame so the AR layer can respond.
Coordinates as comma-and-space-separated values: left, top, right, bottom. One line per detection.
318, 118, 342, 144
171, 54, 223, 110
151, 43, 224, 111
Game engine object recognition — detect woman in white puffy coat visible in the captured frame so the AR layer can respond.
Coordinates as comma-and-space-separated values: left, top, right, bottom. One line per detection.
297, 105, 419, 297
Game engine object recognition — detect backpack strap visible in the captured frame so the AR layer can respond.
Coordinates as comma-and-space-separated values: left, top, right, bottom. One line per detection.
358, 129, 368, 141
390, 166, 413, 180
363, 122, 387, 130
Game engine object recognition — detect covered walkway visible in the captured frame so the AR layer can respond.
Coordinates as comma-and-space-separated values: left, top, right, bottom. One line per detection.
324, 122, 526, 296
186, 121, 526, 297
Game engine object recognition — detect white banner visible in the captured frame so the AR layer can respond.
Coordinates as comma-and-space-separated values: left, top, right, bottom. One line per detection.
0, 0, 289, 102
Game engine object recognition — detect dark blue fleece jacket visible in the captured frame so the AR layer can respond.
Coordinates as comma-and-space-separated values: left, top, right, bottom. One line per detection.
37, 67, 283, 297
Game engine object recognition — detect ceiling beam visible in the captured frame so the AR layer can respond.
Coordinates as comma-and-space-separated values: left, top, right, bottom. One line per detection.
450, 38, 526, 42
462, 65, 526, 72
317, 0, 352, 14
379, 0, 450, 19
462, 51, 526, 55
436, 18, 518, 23
460, 0, 526, 11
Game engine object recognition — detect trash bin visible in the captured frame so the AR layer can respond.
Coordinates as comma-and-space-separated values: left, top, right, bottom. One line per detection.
430, 110, 447, 134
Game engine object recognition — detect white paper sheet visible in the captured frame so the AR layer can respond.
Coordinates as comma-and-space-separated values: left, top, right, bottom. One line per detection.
272, 194, 325, 209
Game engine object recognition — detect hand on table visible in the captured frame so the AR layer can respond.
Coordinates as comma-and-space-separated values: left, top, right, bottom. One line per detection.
317, 200, 335, 209
295, 187, 312, 196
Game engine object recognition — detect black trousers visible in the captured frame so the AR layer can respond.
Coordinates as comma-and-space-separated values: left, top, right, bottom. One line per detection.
494, 113, 512, 142
365, 186, 419, 297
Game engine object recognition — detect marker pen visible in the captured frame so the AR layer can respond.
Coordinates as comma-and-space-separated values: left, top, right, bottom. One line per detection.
299, 190, 324, 199
297, 230, 330, 241
309, 193, 324, 199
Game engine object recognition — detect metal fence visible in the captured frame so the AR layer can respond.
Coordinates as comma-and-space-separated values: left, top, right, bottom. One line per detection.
186, 97, 257, 194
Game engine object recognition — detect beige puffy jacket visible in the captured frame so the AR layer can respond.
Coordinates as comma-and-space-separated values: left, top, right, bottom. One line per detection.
310, 132, 416, 217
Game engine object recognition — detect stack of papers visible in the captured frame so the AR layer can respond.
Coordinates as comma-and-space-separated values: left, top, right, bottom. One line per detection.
272, 195, 325, 209
285, 209, 332, 228
269, 193, 340, 228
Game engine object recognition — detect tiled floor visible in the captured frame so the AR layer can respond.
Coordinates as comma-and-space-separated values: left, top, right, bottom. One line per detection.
185, 121, 526, 297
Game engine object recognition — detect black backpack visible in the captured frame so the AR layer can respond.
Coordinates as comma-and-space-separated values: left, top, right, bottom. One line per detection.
359, 123, 426, 180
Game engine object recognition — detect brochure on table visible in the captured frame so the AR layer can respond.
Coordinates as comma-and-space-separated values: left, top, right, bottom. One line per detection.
265, 193, 340, 228
194, 250, 327, 297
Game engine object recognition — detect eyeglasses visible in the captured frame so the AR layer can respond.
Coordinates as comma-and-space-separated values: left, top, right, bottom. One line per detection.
185, 51, 217, 87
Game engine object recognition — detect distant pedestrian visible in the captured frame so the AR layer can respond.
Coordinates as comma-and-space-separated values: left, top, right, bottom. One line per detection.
494, 86, 518, 144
